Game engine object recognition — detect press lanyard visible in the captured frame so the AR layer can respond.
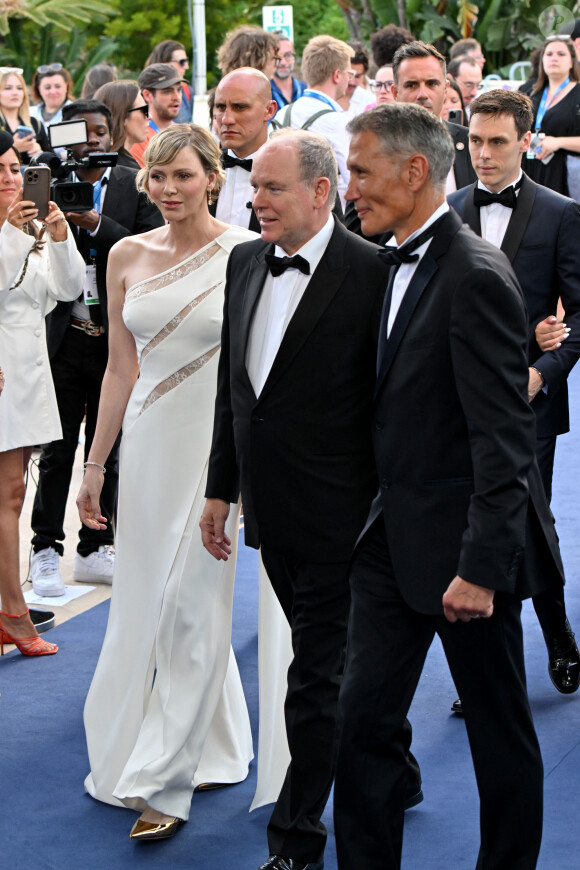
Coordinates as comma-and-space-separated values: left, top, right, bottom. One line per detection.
302, 90, 338, 111
536, 78, 570, 130
149, 119, 160, 134
88, 177, 105, 259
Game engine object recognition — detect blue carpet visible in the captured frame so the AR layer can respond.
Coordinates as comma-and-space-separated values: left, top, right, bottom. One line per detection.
2, 369, 580, 869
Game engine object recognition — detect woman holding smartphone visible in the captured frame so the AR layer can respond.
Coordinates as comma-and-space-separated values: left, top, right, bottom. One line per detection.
0, 67, 51, 163
0, 129, 84, 656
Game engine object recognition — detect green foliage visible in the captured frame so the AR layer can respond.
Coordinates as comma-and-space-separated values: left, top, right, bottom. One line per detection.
1, 0, 573, 94
0, 0, 118, 90
0, 0, 115, 37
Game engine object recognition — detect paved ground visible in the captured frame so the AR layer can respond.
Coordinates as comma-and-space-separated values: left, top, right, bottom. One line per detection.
14, 440, 112, 641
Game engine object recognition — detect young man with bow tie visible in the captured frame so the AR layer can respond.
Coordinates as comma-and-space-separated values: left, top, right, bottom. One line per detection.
448, 89, 580, 700
201, 128, 421, 870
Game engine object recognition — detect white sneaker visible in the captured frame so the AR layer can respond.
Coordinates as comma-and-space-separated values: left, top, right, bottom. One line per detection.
30, 547, 66, 597
73, 545, 115, 584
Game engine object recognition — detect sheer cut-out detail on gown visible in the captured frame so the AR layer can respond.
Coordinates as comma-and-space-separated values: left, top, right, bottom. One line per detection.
125, 242, 220, 303
141, 283, 220, 360
140, 346, 219, 415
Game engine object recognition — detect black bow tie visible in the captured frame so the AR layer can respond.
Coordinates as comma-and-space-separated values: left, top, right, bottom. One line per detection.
377, 215, 446, 269
265, 253, 311, 277
221, 152, 253, 171
473, 178, 522, 209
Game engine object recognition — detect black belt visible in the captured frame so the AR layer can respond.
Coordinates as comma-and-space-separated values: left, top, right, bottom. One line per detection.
69, 317, 105, 336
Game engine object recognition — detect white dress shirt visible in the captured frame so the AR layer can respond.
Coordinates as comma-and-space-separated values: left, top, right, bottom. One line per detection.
386, 202, 450, 337
215, 149, 258, 228
478, 170, 523, 249
246, 214, 335, 396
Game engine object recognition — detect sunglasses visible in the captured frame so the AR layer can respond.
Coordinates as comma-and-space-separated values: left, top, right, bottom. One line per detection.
127, 104, 149, 117
371, 81, 393, 91
37, 62, 63, 74
0, 66, 24, 76
175, 58, 189, 67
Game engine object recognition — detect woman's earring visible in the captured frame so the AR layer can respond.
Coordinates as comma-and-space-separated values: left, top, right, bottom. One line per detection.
207, 187, 214, 205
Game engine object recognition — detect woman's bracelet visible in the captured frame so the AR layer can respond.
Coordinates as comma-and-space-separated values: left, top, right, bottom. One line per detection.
84, 461, 106, 474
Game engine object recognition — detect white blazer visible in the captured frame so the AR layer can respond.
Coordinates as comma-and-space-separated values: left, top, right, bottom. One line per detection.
0, 220, 84, 451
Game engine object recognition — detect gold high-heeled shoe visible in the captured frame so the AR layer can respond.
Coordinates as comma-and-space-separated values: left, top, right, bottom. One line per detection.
129, 816, 184, 841
0, 608, 58, 656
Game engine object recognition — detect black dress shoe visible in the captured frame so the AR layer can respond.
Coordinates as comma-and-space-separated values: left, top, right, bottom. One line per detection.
404, 786, 424, 810
257, 857, 323, 870
451, 698, 463, 715
546, 620, 580, 694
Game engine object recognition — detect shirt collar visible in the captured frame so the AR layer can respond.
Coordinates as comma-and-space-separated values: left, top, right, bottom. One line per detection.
477, 169, 523, 194
385, 202, 449, 249
274, 213, 335, 271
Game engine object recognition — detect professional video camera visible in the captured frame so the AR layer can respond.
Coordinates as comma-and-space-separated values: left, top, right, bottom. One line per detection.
30, 119, 117, 212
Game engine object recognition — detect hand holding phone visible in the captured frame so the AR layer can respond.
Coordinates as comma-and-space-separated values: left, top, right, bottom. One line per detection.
16, 124, 35, 138
22, 166, 51, 220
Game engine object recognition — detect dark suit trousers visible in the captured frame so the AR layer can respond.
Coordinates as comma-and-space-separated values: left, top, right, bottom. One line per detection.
260, 548, 351, 863
334, 520, 543, 870
31, 326, 120, 556
532, 435, 567, 637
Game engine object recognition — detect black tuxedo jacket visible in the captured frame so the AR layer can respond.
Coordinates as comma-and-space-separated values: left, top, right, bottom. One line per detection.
444, 120, 476, 189
46, 164, 163, 357
206, 218, 387, 563
369, 209, 564, 614
448, 174, 580, 438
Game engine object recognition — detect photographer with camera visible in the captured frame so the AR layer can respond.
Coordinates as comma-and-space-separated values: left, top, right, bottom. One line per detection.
29, 99, 163, 596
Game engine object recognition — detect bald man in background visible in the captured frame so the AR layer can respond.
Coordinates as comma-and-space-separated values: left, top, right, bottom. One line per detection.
211, 68, 277, 231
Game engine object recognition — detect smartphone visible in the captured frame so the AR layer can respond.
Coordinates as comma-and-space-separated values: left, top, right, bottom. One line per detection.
447, 109, 464, 125
22, 166, 51, 220
16, 125, 35, 138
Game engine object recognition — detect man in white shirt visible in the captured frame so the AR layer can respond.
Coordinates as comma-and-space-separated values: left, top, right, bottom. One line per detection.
211, 68, 277, 231
201, 128, 421, 870
334, 100, 563, 869
274, 35, 354, 207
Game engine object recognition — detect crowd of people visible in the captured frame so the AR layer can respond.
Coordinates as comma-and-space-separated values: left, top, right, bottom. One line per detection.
2, 16, 580, 870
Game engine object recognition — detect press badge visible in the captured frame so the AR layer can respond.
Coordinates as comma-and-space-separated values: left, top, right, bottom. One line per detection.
84, 264, 100, 306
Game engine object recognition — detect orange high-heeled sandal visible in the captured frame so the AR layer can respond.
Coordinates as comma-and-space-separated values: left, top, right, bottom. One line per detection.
0, 608, 58, 656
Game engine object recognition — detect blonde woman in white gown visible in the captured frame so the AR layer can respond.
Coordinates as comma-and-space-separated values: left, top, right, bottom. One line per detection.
77, 124, 255, 841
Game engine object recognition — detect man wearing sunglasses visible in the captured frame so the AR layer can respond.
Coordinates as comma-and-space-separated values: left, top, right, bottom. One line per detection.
130, 63, 184, 167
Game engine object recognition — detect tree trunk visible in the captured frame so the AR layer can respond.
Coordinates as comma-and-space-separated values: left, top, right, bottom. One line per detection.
398, 0, 408, 30
338, 5, 363, 40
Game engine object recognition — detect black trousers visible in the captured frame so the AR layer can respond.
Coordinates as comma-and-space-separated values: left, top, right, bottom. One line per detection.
31, 326, 120, 557
261, 546, 421, 864
334, 520, 543, 870
532, 435, 567, 637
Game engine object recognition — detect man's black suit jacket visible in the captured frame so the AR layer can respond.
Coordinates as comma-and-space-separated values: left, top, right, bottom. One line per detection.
206, 218, 386, 563
369, 209, 564, 614
448, 174, 580, 438
444, 120, 475, 189
46, 164, 164, 358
